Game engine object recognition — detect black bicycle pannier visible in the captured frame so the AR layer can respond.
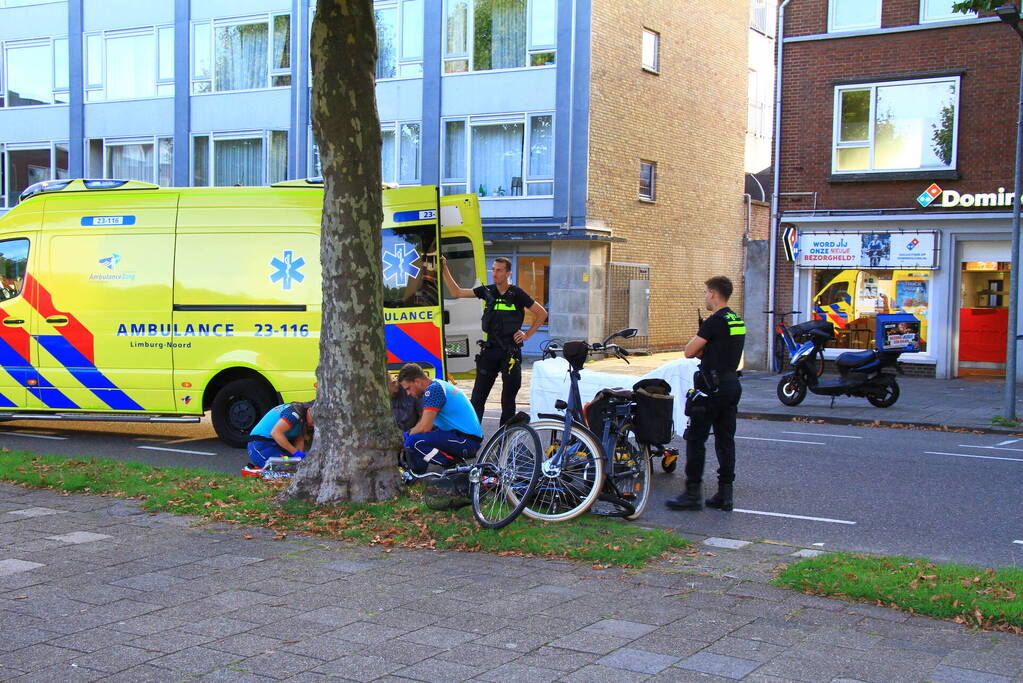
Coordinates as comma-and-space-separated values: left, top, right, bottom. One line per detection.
584, 388, 630, 434
631, 378, 674, 445
562, 340, 590, 371
789, 319, 835, 343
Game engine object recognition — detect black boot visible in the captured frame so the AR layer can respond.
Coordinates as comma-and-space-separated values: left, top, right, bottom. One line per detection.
706, 483, 733, 511
665, 480, 703, 511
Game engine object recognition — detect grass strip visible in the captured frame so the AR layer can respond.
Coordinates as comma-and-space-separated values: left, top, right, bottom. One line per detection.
0, 451, 687, 567
774, 552, 1023, 633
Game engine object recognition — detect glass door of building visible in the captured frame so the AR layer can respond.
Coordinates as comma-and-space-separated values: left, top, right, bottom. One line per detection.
956, 241, 1010, 377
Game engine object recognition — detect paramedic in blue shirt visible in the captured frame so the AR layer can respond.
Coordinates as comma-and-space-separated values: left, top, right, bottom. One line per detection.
397, 362, 483, 475
244, 401, 314, 472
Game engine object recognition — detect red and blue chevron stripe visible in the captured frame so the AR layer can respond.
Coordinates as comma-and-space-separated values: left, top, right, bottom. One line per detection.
385, 321, 443, 373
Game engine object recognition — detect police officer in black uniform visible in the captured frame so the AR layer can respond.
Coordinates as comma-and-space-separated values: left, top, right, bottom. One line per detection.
666, 275, 745, 512
441, 256, 547, 425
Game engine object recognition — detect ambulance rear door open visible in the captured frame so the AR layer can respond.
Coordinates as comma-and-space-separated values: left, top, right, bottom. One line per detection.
382, 186, 446, 378
439, 194, 486, 376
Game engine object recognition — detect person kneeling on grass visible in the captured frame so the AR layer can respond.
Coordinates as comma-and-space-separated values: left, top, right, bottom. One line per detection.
243, 401, 315, 475
397, 363, 483, 475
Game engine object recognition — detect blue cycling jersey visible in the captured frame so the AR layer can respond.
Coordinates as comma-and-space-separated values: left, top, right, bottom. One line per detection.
421, 379, 483, 438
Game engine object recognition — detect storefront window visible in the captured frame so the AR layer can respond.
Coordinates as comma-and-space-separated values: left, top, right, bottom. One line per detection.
811, 268, 930, 351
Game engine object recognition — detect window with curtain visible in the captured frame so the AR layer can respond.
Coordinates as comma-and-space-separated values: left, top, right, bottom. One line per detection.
193, 136, 209, 186
158, 138, 173, 186
833, 77, 959, 173
107, 143, 155, 182
828, 0, 880, 32
268, 131, 288, 184
444, 0, 553, 72
376, 7, 398, 79
399, 123, 421, 185
442, 120, 467, 195
214, 137, 263, 186
192, 15, 289, 93
215, 22, 268, 91
381, 129, 396, 184
527, 114, 552, 195
472, 122, 523, 197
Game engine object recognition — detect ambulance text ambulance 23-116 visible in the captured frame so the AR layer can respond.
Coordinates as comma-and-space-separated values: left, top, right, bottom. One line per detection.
0, 178, 485, 446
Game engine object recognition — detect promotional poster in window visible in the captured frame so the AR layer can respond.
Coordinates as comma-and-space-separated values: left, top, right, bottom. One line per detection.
877, 314, 923, 352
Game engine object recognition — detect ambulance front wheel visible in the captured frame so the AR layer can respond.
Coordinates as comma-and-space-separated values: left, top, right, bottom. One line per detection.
211, 378, 277, 448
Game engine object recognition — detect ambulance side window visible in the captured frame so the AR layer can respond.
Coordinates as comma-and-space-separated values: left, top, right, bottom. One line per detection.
382, 226, 437, 308
440, 237, 477, 299
820, 285, 847, 307
0, 238, 29, 301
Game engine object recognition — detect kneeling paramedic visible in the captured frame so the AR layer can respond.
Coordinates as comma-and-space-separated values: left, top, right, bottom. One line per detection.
666, 276, 745, 512
441, 256, 547, 425
245, 401, 315, 473
397, 363, 483, 475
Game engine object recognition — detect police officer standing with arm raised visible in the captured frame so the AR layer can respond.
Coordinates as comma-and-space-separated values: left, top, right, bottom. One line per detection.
666, 276, 745, 512
441, 256, 547, 425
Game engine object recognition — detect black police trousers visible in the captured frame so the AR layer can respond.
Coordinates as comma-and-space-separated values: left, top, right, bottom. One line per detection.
684, 380, 741, 485
470, 344, 522, 426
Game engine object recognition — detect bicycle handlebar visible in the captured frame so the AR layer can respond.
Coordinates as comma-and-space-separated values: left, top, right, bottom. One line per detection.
763, 310, 801, 316
542, 340, 630, 364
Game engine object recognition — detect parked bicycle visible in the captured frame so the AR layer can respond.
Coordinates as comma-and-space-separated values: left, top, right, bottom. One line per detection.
399, 417, 542, 529
509, 328, 672, 522
767, 310, 828, 376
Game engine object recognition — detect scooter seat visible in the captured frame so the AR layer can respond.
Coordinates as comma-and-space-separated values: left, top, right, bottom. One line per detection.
836, 349, 875, 368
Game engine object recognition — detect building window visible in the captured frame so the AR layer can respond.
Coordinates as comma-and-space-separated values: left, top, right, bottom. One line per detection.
641, 28, 659, 72
2, 38, 68, 107
443, 0, 556, 74
2, 143, 68, 207
750, 0, 771, 35
310, 123, 419, 183
442, 112, 553, 198
376, 0, 424, 79
811, 268, 930, 352
192, 131, 289, 186
639, 160, 656, 201
191, 14, 291, 94
84, 27, 174, 102
833, 77, 959, 174
86, 137, 174, 185
828, 0, 881, 33
920, 0, 975, 23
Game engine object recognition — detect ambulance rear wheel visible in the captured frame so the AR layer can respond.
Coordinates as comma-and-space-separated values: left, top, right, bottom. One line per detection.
212, 378, 276, 448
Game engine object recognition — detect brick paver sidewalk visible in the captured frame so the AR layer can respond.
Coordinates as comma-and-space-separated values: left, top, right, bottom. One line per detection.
1, 483, 1021, 681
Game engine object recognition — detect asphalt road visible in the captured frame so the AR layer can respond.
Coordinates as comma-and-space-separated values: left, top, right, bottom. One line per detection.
0, 412, 1020, 568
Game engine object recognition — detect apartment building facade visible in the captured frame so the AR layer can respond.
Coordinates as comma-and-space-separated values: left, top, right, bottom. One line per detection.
0, 0, 747, 352
775, 0, 1019, 378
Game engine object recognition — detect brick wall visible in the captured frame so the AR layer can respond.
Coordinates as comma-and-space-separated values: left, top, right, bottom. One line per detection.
780, 2, 1017, 214
587, 0, 748, 352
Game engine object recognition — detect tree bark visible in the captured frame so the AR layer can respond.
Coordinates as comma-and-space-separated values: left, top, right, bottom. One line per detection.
286, 0, 401, 503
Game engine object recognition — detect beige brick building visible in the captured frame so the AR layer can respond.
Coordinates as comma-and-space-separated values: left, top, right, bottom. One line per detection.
583, 0, 749, 351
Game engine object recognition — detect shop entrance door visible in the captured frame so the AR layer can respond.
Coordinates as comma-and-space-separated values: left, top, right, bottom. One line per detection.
956, 241, 1010, 377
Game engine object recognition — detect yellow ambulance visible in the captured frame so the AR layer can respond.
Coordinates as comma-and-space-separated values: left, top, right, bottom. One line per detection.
812, 269, 929, 349
0, 178, 486, 446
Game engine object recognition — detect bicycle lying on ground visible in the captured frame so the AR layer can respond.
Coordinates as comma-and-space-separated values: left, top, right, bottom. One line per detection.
509, 328, 673, 522
399, 417, 542, 529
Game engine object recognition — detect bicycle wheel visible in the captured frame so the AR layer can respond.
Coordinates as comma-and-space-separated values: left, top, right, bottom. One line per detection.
513, 419, 605, 522
591, 427, 652, 521
471, 423, 542, 529
772, 333, 786, 373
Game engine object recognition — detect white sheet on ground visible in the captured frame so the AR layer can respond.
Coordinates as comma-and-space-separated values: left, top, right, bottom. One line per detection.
528, 356, 700, 438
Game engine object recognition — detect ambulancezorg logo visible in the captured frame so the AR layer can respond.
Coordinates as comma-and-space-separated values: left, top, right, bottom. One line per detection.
918, 183, 1017, 209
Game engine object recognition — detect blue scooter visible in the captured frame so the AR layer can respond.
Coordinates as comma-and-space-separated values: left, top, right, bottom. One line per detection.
776, 324, 914, 408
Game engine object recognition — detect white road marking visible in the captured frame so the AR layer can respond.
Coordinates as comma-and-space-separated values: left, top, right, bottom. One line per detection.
482, 417, 501, 422
811, 542, 826, 547
1014, 540, 1023, 545
736, 436, 826, 445
782, 431, 862, 439
997, 438, 1021, 446
733, 508, 856, 525
138, 446, 216, 456
958, 444, 1023, 453
925, 451, 1023, 463
0, 431, 67, 440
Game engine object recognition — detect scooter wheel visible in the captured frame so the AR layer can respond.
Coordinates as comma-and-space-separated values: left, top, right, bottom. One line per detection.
867, 380, 899, 408
777, 374, 806, 406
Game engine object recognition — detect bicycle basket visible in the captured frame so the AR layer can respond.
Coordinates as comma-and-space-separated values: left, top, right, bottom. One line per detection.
631, 378, 674, 445
789, 319, 835, 343
423, 471, 472, 511
562, 340, 590, 371
584, 388, 632, 433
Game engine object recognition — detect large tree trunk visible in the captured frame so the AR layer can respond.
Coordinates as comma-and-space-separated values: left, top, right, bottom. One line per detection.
286, 0, 401, 503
